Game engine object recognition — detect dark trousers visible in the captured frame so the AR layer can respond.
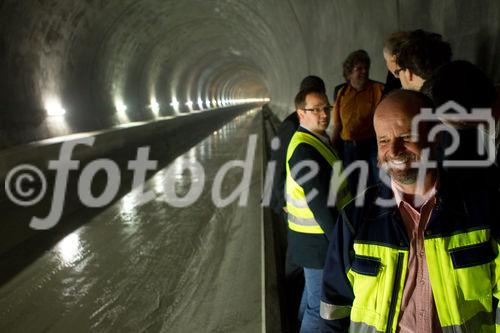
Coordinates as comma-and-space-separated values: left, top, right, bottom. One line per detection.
280, 211, 304, 333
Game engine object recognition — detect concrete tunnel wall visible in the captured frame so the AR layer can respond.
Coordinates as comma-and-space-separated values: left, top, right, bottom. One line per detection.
0, 0, 499, 149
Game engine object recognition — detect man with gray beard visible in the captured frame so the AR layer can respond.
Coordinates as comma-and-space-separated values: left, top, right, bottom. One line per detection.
320, 90, 500, 333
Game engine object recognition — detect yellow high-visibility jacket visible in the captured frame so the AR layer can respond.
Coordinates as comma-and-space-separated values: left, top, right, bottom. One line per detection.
286, 129, 351, 235
321, 181, 500, 332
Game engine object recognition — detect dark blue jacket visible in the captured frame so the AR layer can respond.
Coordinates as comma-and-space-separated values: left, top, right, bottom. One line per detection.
320, 171, 500, 332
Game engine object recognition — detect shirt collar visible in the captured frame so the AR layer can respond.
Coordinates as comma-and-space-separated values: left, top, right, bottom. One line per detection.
391, 180, 437, 209
299, 125, 331, 146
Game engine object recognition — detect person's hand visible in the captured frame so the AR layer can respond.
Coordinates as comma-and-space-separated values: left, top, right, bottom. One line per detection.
282, 207, 288, 213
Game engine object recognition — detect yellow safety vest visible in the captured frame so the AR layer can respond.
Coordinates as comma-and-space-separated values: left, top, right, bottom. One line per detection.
331, 229, 500, 332
285, 131, 351, 234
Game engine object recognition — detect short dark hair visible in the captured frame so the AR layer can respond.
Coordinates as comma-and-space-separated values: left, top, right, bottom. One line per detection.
299, 75, 326, 94
384, 31, 410, 55
343, 50, 370, 80
395, 29, 452, 80
295, 89, 328, 110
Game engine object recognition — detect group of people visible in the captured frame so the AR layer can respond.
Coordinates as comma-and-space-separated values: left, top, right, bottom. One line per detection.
269, 29, 500, 333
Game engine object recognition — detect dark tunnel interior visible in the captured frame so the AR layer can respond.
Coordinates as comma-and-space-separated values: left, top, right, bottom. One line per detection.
1, 0, 499, 149
0, 1, 500, 331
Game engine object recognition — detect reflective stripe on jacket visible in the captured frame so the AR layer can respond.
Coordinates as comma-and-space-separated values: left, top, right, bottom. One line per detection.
285, 130, 350, 234
320, 180, 500, 332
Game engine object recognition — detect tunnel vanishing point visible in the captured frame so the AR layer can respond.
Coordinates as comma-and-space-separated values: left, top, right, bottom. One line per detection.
0, 1, 499, 332
1, 1, 498, 148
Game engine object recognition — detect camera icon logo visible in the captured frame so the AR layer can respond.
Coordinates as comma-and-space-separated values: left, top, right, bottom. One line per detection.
411, 100, 496, 167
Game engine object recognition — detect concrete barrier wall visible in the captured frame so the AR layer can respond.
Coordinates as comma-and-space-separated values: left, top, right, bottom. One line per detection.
0, 104, 260, 257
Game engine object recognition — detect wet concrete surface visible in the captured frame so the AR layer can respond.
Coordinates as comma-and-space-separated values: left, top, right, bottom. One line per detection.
0, 104, 258, 257
0, 108, 264, 332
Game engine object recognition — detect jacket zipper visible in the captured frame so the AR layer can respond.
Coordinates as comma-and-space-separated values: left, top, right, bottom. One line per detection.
386, 252, 404, 333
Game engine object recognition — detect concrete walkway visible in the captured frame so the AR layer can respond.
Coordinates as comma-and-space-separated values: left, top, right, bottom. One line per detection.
0, 109, 265, 332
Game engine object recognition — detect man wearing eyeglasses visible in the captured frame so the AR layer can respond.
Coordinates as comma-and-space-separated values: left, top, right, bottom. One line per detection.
286, 88, 351, 332
393, 29, 452, 93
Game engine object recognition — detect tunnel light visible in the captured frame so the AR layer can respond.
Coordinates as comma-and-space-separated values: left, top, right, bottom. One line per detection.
170, 98, 180, 110
150, 100, 160, 115
197, 98, 204, 109
114, 99, 129, 123
45, 99, 66, 117
212, 99, 217, 108
205, 99, 211, 109
186, 100, 193, 108
115, 101, 127, 114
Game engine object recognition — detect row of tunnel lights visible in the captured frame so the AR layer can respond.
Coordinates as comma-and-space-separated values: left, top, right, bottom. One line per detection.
45, 97, 270, 117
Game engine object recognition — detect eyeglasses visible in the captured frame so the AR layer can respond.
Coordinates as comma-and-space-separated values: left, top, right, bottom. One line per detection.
302, 106, 333, 114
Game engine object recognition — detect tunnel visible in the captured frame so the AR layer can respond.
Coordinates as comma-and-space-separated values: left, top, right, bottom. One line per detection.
1, 1, 499, 332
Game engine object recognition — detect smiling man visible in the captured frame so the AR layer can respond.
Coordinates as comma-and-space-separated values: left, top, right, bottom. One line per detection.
286, 88, 350, 332
375, 91, 437, 201
331, 50, 384, 194
320, 90, 500, 333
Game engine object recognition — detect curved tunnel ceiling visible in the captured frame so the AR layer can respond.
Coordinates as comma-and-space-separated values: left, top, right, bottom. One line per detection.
1, 0, 499, 148
0, 0, 305, 147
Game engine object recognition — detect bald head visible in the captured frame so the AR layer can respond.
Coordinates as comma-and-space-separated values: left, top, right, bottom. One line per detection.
374, 90, 433, 126
374, 90, 434, 188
